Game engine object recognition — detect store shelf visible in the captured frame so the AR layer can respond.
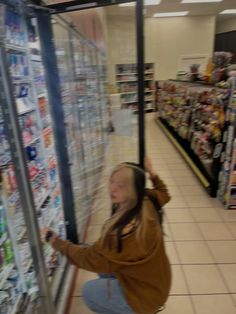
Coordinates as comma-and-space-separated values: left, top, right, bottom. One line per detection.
24, 259, 33, 273
121, 100, 137, 104
31, 55, 42, 62
6, 43, 27, 52
37, 93, 47, 99
24, 136, 40, 148
0, 264, 14, 289
157, 117, 213, 193
120, 91, 136, 95
17, 107, 35, 116
36, 192, 50, 210
0, 233, 7, 245
12, 78, 33, 84
116, 72, 137, 75
16, 227, 27, 241
9, 295, 22, 314
116, 79, 137, 83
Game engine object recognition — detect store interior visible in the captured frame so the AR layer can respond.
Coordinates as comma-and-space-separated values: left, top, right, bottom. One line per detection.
1, 0, 236, 313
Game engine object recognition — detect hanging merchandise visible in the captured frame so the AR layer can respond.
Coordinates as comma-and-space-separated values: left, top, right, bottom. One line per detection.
157, 80, 230, 196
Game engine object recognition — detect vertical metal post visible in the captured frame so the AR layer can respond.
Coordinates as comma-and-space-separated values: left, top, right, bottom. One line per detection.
0, 46, 55, 314
35, 10, 78, 244
136, 0, 145, 168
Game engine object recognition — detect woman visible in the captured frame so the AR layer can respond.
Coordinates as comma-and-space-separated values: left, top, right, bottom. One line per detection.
44, 157, 172, 314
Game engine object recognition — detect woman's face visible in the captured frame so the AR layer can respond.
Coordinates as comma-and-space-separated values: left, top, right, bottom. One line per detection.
109, 169, 130, 204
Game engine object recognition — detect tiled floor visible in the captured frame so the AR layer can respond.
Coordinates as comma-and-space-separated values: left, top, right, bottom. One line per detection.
69, 114, 236, 314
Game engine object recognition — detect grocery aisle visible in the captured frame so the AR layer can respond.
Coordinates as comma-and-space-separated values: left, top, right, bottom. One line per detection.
68, 114, 236, 314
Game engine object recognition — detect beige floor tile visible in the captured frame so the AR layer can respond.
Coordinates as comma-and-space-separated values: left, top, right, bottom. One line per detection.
184, 195, 215, 208
73, 270, 97, 296
165, 242, 180, 264
166, 208, 194, 223
219, 264, 236, 293
161, 176, 177, 186
207, 241, 236, 263
163, 224, 173, 241
183, 264, 228, 294
167, 185, 182, 196
166, 163, 190, 171
162, 296, 195, 314
166, 159, 185, 165
170, 169, 195, 178
166, 196, 189, 208
217, 208, 236, 222
69, 297, 93, 314
169, 265, 189, 295
169, 223, 204, 241
154, 170, 173, 178
85, 225, 102, 243
232, 294, 236, 306
192, 294, 236, 314
174, 175, 201, 186
190, 207, 222, 222
176, 241, 214, 264
179, 185, 208, 196
226, 222, 236, 239
198, 222, 234, 240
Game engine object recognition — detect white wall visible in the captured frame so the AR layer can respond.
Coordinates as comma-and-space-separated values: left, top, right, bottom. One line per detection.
216, 18, 236, 34
107, 15, 136, 85
107, 15, 216, 83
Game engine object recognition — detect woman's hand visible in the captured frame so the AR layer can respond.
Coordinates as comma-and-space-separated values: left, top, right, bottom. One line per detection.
144, 156, 154, 176
41, 228, 58, 246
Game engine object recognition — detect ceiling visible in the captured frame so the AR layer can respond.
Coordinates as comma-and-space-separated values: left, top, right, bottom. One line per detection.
105, 0, 236, 20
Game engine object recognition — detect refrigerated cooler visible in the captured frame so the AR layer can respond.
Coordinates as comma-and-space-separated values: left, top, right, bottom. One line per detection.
0, 2, 68, 313
0, 1, 109, 313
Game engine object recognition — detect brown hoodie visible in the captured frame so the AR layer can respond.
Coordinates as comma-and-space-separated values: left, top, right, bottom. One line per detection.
52, 174, 171, 314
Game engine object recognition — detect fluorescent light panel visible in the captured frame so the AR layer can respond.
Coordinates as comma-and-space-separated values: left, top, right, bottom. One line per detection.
181, 0, 222, 3
220, 9, 236, 14
153, 11, 189, 17
119, 0, 161, 7
119, 2, 135, 7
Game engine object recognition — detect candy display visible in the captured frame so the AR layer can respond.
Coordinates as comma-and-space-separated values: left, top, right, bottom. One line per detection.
116, 63, 155, 112
157, 80, 230, 195
218, 77, 236, 208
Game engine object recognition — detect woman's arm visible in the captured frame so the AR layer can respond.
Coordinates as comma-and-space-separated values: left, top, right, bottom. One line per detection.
44, 231, 117, 273
145, 156, 171, 207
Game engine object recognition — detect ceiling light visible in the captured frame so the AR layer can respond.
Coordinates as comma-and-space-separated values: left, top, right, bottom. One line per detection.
181, 0, 222, 3
119, 0, 161, 6
153, 11, 189, 17
220, 9, 236, 14
145, 0, 162, 5
119, 2, 135, 7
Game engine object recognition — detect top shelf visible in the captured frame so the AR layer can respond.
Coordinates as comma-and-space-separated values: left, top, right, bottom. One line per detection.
6, 43, 27, 53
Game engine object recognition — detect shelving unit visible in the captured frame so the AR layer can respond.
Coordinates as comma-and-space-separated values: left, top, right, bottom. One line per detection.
157, 80, 230, 196
115, 63, 155, 112
218, 77, 236, 208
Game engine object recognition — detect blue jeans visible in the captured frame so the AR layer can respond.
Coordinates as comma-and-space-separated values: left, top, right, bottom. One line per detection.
82, 273, 134, 314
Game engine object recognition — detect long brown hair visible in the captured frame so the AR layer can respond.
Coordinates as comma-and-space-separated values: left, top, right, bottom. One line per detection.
102, 163, 146, 253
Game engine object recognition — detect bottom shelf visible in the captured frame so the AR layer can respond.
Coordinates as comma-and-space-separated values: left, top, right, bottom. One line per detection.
156, 117, 219, 197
